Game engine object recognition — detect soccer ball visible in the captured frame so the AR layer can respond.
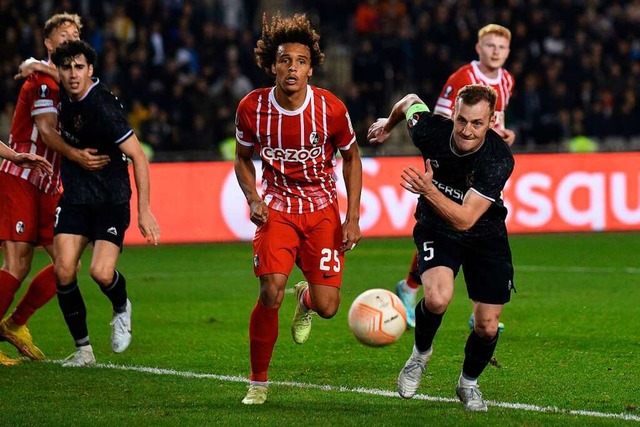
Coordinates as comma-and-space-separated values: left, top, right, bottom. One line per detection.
348, 288, 407, 347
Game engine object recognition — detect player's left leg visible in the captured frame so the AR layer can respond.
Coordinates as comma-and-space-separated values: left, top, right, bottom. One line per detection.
456, 302, 503, 412
91, 240, 131, 353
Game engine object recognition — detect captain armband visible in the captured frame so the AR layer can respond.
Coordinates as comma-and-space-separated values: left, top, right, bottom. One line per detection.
405, 103, 430, 122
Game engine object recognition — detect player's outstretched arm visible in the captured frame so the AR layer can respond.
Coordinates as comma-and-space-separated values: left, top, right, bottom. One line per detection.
367, 94, 425, 144
0, 141, 53, 175
120, 134, 160, 245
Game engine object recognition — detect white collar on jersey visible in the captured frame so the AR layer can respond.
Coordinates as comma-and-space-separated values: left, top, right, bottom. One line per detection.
470, 60, 503, 85
69, 78, 100, 102
268, 85, 313, 116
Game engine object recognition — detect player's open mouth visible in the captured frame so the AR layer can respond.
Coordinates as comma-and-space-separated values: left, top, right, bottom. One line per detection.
285, 77, 297, 84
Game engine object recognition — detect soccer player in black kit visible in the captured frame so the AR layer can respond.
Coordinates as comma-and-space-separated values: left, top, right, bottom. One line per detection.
368, 84, 515, 412
51, 40, 160, 366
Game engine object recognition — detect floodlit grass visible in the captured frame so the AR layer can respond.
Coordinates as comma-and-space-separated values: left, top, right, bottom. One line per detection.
1, 233, 639, 426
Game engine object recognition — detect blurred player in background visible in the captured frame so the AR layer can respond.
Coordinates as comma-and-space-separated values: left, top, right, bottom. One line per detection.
395, 24, 515, 328
0, 13, 109, 366
368, 84, 515, 412
51, 40, 160, 367
235, 13, 362, 405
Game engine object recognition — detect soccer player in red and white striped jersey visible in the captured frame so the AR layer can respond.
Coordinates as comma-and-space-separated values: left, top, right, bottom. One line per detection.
235, 13, 362, 405
395, 24, 516, 329
0, 13, 109, 365
434, 24, 515, 144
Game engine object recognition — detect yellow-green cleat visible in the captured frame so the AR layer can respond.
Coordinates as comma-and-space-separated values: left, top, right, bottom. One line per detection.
291, 281, 314, 345
0, 350, 20, 366
242, 385, 268, 405
0, 318, 45, 361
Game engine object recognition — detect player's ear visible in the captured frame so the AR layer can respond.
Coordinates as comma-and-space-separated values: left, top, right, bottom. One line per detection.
270, 63, 276, 75
489, 113, 496, 128
88, 64, 94, 77
307, 67, 313, 78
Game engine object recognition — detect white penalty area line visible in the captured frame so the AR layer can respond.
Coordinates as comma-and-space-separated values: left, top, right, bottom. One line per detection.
52, 361, 640, 422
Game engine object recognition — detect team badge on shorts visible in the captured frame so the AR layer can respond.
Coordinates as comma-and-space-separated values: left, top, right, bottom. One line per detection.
15, 221, 25, 234
253, 254, 260, 268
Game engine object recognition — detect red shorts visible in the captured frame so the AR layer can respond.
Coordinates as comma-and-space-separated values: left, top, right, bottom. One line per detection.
252, 201, 344, 287
0, 172, 60, 246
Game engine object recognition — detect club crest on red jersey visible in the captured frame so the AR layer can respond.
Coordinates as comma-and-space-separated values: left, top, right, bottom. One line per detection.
309, 131, 319, 145
15, 221, 25, 234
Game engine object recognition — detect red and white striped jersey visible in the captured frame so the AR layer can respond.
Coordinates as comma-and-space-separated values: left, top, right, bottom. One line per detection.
433, 60, 515, 131
0, 67, 61, 195
236, 85, 356, 214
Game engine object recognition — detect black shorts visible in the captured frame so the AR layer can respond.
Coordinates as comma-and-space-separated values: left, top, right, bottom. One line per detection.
413, 222, 515, 304
54, 200, 130, 248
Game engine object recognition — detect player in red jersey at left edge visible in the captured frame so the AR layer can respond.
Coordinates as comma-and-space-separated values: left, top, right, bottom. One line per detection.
234, 13, 362, 405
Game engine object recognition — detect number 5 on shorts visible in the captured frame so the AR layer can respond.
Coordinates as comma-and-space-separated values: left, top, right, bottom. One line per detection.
422, 241, 434, 262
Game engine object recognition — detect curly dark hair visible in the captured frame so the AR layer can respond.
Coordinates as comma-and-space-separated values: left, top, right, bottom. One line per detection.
254, 13, 325, 78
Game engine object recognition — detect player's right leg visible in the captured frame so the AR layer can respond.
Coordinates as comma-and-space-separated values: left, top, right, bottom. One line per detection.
53, 230, 92, 364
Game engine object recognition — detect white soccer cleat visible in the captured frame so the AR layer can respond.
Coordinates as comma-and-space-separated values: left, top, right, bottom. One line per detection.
110, 299, 132, 353
456, 383, 488, 412
397, 347, 432, 398
62, 345, 96, 367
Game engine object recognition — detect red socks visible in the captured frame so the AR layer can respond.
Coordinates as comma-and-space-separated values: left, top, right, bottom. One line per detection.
10, 264, 57, 326
405, 252, 421, 289
249, 300, 279, 382
0, 270, 21, 318
302, 287, 317, 311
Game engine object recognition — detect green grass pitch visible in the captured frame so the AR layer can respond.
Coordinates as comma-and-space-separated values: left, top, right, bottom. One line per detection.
1, 233, 639, 426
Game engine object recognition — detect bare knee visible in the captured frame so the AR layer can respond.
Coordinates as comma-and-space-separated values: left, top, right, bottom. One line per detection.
89, 265, 115, 287
258, 276, 286, 309
54, 263, 77, 285
473, 318, 500, 339
314, 297, 340, 319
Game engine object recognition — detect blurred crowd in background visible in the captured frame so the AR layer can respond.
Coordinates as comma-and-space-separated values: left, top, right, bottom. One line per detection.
1, 0, 639, 161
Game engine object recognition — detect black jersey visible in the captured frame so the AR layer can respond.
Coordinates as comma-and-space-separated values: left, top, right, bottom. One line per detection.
408, 111, 514, 241
58, 78, 133, 205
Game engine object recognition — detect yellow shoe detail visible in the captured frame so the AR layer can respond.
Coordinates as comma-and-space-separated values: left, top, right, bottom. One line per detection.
291, 281, 314, 345
0, 350, 20, 366
242, 385, 268, 405
0, 319, 45, 361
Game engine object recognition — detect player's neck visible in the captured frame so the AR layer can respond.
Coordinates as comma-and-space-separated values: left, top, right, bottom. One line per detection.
274, 85, 308, 111
476, 62, 500, 79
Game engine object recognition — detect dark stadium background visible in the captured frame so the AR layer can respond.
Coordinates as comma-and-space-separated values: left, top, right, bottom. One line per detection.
1, 0, 639, 161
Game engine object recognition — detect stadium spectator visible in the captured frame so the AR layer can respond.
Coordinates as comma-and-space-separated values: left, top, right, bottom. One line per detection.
367, 84, 515, 412
234, 13, 362, 405
51, 40, 160, 367
1, 1, 639, 157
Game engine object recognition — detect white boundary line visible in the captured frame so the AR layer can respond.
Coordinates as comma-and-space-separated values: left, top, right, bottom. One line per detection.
55, 361, 640, 422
